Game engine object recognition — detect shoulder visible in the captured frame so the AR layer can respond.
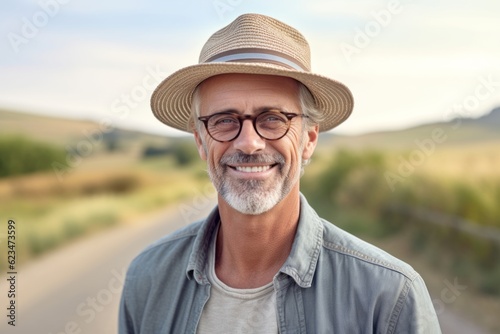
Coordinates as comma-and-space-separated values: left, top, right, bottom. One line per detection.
297, 194, 419, 283
320, 218, 418, 281
125, 220, 203, 279
119, 218, 213, 332
308, 218, 439, 332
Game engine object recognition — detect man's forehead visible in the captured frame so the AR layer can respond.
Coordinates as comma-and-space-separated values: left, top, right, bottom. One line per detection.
197, 74, 301, 114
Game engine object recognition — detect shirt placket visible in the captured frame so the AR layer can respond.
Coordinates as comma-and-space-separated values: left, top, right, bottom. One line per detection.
274, 273, 306, 334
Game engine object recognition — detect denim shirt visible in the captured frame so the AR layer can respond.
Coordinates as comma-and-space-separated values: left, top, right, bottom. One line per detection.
119, 195, 441, 333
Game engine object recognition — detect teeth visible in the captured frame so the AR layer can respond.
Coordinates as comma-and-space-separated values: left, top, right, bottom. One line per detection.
235, 165, 271, 173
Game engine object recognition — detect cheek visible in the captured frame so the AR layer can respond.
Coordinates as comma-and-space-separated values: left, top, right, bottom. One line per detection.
286, 127, 306, 155
205, 141, 228, 169
194, 131, 208, 161
284, 124, 317, 163
276, 128, 305, 169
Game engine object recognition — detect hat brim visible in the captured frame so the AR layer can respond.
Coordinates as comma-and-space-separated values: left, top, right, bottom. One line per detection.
151, 62, 354, 133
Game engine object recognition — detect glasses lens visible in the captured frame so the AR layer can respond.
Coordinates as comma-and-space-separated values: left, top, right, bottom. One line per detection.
207, 113, 240, 141
256, 111, 289, 139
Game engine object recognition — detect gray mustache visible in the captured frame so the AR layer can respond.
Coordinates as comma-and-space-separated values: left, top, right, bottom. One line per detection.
220, 153, 285, 165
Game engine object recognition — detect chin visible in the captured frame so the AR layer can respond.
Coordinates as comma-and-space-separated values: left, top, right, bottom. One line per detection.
223, 189, 281, 215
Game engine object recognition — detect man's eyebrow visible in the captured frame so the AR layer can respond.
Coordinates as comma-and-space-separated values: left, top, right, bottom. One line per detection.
207, 108, 240, 115
207, 106, 289, 115
255, 106, 285, 112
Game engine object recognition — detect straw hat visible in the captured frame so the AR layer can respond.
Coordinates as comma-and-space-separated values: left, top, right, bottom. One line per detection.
151, 13, 354, 133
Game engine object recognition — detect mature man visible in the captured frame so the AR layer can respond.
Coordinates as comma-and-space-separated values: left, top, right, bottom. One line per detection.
119, 14, 441, 333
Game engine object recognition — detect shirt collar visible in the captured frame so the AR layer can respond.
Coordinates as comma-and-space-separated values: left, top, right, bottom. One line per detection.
186, 193, 323, 288
279, 193, 323, 288
186, 206, 220, 284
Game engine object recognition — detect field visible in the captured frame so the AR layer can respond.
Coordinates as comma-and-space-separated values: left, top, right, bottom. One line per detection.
0, 151, 211, 268
302, 139, 500, 332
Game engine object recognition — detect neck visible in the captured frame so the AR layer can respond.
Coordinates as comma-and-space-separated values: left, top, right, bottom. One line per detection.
215, 188, 301, 289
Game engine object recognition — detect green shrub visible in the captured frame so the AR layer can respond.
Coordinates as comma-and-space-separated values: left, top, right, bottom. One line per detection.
304, 148, 500, 295
63, 219, 85, 240
27, 233, 60, 256
170, 141, 199, 166
0, 135, 66, 177
479, 265, 500, 295
304, 149, 388, 213
141, 141, 199, 166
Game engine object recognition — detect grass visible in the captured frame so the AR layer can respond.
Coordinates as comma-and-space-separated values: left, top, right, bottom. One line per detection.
0, 156, 210, 270
302, 145, 500, 300
303, 145, 500, 332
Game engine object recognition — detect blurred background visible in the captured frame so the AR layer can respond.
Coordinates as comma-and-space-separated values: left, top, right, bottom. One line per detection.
0, 0, 499, 333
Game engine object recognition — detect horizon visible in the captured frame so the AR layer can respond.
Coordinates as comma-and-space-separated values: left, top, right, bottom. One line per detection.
2, 103, 498, 139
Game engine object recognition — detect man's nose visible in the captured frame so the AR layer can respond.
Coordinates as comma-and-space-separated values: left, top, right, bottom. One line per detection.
232, 119, 266, 154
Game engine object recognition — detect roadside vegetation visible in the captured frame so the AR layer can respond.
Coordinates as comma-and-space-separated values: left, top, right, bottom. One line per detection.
0, 135, 66, 177
0, 136, 209, 270
302, 148, 500, 298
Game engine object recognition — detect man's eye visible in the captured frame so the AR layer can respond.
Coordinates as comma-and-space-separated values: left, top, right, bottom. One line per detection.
213, 117, 238, 126
261, 114, 286, 123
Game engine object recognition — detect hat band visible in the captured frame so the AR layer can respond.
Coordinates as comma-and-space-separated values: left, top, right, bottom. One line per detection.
205, 48, 307, 71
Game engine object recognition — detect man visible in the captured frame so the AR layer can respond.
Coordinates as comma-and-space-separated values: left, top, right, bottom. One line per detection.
119, 13, 441, 333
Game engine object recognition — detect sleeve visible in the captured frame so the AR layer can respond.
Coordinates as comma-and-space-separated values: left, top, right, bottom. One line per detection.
390, 274, 442, 333
118, 277, 136, 334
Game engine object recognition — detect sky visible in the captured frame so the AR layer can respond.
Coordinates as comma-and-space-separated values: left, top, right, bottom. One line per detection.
1, 0, 499, 137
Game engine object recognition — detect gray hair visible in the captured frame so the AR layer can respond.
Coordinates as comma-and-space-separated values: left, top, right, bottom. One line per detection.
297, 83, 323, 129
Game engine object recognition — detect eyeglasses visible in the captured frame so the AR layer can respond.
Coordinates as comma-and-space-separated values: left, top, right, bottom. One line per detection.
198, 109, 309, 142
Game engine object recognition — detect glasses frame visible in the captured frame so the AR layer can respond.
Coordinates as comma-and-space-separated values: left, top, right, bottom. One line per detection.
198, 110, 309, 142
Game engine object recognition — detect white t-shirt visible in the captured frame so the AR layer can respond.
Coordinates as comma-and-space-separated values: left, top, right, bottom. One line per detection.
197, 228, 278, 334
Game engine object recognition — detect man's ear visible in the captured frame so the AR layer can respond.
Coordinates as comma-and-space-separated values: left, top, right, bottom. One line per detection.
302, 125, 319, 161
193, 130, 207, 161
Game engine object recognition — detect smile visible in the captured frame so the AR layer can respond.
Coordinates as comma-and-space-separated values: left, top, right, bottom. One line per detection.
230, 165, 275, 173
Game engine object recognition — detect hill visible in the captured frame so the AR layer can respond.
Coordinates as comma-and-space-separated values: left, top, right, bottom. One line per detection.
0, 108, 171, 144
0, 109, 102, 143
0, 108, 190, 154
0, 108, 202, 176
321, 107, 500, 151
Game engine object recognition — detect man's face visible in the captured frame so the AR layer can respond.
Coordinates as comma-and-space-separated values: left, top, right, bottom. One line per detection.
194, 73, 318, 215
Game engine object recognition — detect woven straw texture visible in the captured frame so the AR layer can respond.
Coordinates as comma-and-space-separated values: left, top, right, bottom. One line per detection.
151, 13, 354, 133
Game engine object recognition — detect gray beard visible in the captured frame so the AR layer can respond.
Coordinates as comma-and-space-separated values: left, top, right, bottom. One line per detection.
207, 152, 300, 215
218, 178, 284, 215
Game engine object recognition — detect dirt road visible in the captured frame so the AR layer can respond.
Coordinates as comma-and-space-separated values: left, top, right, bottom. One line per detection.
0, 198, 215, 334
0, 198, 491, 333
